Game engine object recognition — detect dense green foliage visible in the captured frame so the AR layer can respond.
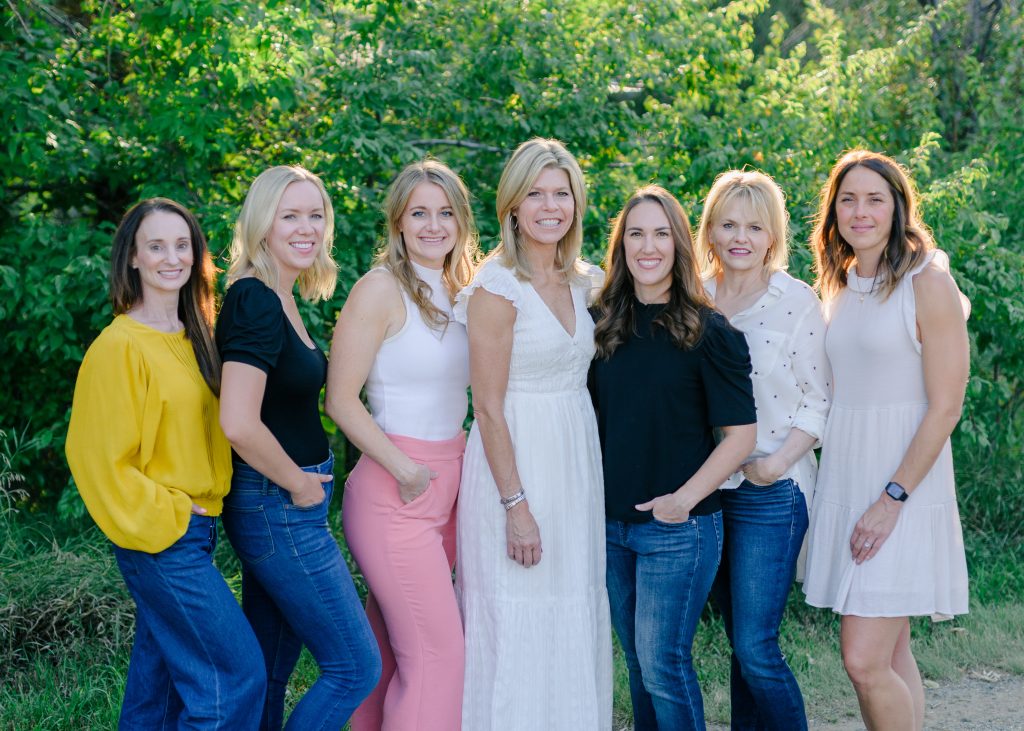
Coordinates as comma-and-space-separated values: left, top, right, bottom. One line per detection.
2, 3, 1023, 724
2, 0, 1022, 510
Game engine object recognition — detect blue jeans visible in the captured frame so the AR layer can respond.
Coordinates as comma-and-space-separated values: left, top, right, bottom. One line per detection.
223, 454, 381, 731
606, 512, 723, 731
712, 479, 808, 731
113, 514, 265, 730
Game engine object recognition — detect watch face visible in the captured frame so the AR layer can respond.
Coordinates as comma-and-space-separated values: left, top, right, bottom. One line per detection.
886, 482, 908, 501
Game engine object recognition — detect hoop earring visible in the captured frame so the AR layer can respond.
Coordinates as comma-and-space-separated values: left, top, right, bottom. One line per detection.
510, 214, 519, 231
706, 248, 715, 264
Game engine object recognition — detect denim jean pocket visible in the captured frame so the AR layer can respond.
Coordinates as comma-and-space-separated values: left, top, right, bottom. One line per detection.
651, 516, 697, 528
223, 504, 276, 564
284, 480, 333, 512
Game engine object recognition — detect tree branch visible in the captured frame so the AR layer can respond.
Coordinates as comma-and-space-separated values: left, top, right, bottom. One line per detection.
407, 138, 503, 152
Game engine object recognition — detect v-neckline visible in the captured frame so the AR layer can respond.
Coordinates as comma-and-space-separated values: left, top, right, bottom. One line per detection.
527, 281, 578, 339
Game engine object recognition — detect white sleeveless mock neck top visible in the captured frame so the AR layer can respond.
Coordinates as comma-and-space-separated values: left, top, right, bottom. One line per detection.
365, 262, 469, 440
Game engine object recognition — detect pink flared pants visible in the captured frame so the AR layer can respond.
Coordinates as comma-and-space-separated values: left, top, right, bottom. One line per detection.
343, 432, 465, 731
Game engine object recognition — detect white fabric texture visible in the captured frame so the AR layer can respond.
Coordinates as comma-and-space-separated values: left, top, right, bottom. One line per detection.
705, 271, 831, 498
803, 249, 969, 618
454, 258, 613, 731
365, 262, 469, 440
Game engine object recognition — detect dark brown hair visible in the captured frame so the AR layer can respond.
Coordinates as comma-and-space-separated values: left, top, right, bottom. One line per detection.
812, 149, 934, 302
594, 185, 711, 358
110, 198, 221, 393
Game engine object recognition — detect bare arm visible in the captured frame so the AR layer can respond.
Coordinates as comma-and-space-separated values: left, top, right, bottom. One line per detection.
325, 271, 433, 503
467, 288, 542, 568
743, 427, 819, 486
851, 263, 969, 563
220, 362, 330, 507
636, 423, 757, 522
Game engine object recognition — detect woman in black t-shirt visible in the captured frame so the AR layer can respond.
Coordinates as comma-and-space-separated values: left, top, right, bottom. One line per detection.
217, 166, 380, 730
590, 185, 756, 731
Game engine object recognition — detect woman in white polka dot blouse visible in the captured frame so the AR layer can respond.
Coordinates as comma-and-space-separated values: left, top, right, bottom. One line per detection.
697, 170, 831, 730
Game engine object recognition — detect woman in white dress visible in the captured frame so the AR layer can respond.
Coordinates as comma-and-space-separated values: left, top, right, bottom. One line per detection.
803, 150, 970, 731
455, 138, 612, 730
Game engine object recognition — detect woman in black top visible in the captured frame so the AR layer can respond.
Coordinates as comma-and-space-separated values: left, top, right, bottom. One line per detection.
217, 165, 380, 730
590, 185, 756, 731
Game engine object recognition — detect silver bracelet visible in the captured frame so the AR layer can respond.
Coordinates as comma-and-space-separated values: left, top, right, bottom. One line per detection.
501, 489, 526, 510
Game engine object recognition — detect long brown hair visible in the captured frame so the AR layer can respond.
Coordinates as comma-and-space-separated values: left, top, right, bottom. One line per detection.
594, 185, 711, 358
110, 198, 221, 393
375, 159, 478, 326
812, 150, 934, 302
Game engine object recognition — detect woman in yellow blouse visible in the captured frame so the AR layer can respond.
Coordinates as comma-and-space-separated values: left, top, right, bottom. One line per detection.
66, 198, 265, 729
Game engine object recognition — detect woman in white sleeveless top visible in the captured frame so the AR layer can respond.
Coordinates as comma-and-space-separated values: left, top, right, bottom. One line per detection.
326, 160, 478, 730
803, 150, 970, 731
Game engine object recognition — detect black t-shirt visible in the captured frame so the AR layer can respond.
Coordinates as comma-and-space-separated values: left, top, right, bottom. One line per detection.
216, 277, 329, 467
589, 303, 756, 523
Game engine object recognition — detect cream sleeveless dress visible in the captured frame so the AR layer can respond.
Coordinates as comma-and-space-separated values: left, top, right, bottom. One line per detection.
803, 250, 969, 618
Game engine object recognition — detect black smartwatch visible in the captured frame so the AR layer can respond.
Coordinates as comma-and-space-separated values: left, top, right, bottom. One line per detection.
884, 481, 909, 502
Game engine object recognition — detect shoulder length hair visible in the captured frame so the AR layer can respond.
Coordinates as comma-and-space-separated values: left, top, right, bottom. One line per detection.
375, 159, 479, 326
812, 149, 934, 302
227, 165, 339, 302
594, 185, 712, 359
695, 169, 790, 279
110, 198, 221, 393
493, 138, 589, 282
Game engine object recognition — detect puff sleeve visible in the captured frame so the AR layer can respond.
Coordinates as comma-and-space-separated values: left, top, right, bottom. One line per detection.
216, 278, 286, 371
65, 328, 193, 552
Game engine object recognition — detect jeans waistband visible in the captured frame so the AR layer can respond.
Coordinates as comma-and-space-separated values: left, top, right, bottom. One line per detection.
232, 451, 335, 492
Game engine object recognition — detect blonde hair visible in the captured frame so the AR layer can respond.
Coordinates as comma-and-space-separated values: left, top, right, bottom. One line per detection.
493, 138, 589, 281
228, 165, 338, 301
696, 170, 790, 279
812, 149, 933, 302
375, 159, 479, 326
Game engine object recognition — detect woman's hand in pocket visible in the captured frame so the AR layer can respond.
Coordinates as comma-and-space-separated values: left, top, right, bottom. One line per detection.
397, 463, 437, 504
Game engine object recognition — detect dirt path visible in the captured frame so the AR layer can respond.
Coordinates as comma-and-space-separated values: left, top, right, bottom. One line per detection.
706, 672, 1024, 731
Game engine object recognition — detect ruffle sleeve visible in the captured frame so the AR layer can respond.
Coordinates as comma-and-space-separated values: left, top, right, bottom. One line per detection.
699, 311, 757, 427
899, 249, 947, 355
217, 278, 285, 372
454, 259, 525, 325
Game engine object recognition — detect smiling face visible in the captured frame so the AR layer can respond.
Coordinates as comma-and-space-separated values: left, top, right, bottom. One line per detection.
622, 200, 675, 303
711, 198, 772, 275
266, 179, 326, 283
514, 166, 575, 250
131, 210, 194, 300
399, 181, 458, 270
835, 165, 895, 261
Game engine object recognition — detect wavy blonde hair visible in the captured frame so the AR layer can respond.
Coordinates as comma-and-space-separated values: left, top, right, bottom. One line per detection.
696, 169, 790, 279
375, 159, 479, 326
227, 165, 338, 301
812, 150, 933, 302
594, 185, 711, 358
492, 138, 589, 282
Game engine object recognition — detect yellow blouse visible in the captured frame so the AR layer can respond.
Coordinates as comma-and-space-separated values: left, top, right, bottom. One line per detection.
66, 315, 232, 552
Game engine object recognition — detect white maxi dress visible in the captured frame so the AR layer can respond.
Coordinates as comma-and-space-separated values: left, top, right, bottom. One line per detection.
803, 250, 969, 618
454, 259, 613, 731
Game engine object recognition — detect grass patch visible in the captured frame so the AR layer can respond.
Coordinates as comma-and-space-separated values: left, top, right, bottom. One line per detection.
2, 448, 1022, 729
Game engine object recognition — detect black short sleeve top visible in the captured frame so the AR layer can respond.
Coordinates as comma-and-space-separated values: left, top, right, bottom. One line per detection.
216, 277, 329, 467
589, 303, 756, 523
